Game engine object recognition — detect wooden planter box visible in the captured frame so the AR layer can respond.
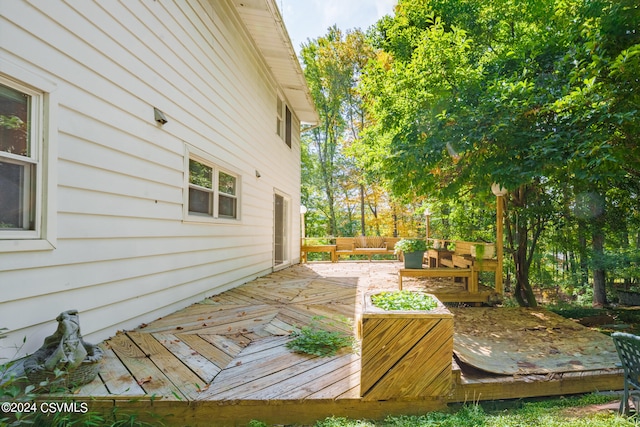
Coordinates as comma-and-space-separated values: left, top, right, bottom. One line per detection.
359, 292, 453, 400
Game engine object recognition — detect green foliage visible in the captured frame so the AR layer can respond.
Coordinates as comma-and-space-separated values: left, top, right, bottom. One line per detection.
188, 159, 211, 188
356, 0, 640, 307
1, 332, 162, 427
309, 394, 628, 426
286, 317, 356, 357
371, 291, 438, 311
394, 238, 428, 254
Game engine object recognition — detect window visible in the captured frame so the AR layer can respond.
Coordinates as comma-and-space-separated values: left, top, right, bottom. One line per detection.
285, 105, 292, 148
0, 80, 39, 236
276, 95, 293, 148
187, 155, 239, 220
0, 62, 56, 252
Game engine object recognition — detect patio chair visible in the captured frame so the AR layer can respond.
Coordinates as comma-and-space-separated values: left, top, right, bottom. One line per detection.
612, 332, 640, 414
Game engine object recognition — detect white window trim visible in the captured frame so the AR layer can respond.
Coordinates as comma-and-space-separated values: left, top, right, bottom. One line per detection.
183, 145, 241, 223
276, 94, 284, 138
0, 59, 57, 253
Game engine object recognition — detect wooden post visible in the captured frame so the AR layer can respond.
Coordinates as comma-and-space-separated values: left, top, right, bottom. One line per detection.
495, 194, 504, 295
491, 183, 507, 296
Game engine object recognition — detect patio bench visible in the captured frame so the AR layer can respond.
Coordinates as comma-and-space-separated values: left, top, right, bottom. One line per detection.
335, 236, 399, 261
301, 243, 337, 263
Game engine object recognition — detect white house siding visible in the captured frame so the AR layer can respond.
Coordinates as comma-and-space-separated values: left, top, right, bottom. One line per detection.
0, 0, 304, 360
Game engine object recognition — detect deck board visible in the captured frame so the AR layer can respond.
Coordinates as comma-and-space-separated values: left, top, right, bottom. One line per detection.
153, 333, 220, 383
95, 344, 145, 397
53, 262, 622, 426
108, 333, 184, 400
127, 332, 205, 400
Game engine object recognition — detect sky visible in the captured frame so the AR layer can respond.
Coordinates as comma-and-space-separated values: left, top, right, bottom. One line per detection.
278, 0, 397, 52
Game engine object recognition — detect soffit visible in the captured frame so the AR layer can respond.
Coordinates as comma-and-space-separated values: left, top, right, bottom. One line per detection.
230, 0, 319, 125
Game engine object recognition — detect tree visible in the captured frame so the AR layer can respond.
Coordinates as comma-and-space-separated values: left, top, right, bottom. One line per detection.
360, 0, 640, 306
301, 27, 390, 237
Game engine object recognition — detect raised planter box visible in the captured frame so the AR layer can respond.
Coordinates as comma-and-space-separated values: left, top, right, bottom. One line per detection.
359, 292, 453, 400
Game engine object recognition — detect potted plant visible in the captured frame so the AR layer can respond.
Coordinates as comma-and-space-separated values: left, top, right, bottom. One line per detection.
359, 291, 453, 400
394, 238, 428, 269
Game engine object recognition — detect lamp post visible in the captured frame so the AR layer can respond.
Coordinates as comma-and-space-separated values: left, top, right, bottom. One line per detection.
491, 184, 507, 295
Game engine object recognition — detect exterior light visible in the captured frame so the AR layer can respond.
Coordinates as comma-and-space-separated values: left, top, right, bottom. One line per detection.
491, 183, 508, 197
300, 205, 307, 214
154, 107, 168, 125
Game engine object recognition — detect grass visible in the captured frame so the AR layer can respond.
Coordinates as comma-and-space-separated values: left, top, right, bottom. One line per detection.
271, 394, 637, 427
548, 302, 640, 335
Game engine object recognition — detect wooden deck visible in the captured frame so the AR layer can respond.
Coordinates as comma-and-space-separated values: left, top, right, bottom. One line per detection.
54, 262, 621, 426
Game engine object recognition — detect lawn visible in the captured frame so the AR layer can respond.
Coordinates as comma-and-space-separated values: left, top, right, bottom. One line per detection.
248, 394, 638, 427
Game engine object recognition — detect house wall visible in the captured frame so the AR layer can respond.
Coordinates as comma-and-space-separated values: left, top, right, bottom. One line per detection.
0, 0, 302, 360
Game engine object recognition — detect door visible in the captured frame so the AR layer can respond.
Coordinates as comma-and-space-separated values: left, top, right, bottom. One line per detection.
274, 193, 290, 267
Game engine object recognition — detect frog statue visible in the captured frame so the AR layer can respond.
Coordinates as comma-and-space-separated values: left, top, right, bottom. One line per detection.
23, 310, 103, 387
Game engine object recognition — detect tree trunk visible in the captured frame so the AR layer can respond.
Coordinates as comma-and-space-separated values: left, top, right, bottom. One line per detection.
504, 184, 543, 308
592, 217, 607, 307
577, 221, 589, 287
513, 222, 538, 307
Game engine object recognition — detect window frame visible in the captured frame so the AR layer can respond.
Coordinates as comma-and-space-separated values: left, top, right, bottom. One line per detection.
0, 60, 57, 253
276, 95, 284, 138
276, 94, 294, 149
184, 146, 241, 223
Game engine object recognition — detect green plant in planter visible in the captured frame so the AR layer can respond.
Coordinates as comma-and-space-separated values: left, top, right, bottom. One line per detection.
394, 239, 428, 254
371, 291, 438, 311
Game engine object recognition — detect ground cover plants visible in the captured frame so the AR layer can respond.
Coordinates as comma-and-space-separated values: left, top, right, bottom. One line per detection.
286, 317, 357, 357
371, 291, 438, 311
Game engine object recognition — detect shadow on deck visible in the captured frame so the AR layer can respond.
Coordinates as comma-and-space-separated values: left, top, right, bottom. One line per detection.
62, 262, 621, 426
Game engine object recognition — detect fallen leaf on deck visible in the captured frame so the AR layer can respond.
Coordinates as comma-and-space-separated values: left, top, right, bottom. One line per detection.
137, 376, 152, 385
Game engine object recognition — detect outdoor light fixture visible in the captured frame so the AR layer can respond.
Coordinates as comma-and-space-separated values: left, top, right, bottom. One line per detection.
255, 170, 261, 178
154, 107, 168, 125
491, 183, 508, 197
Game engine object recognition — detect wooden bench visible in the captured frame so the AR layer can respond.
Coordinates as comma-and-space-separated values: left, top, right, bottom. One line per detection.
398, 268, 472, 290
301, 244, 337, 263
335, 237, 399, 261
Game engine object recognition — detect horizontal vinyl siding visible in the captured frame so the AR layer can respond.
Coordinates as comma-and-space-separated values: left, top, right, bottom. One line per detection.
0, 0, 302, 358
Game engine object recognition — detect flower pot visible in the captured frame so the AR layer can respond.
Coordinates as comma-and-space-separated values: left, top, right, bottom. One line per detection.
403, 251, 424, 269
359, 292, 453, 400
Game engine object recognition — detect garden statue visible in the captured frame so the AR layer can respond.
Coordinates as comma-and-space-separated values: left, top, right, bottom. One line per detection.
23, 309, 103, 387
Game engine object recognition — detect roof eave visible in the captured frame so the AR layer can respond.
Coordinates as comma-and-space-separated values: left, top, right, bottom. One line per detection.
231, 0, 319, 125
